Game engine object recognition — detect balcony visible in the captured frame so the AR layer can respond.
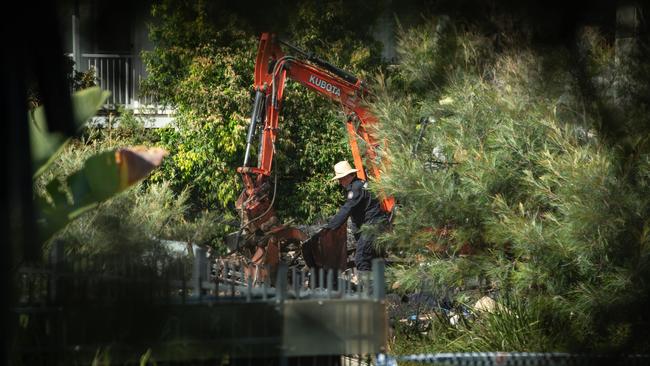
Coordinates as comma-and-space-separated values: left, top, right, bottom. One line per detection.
77, 53, 174, 128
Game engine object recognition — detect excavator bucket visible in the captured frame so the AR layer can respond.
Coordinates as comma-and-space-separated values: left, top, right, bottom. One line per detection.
221, 223, 348, 287
301, 223, 348, 271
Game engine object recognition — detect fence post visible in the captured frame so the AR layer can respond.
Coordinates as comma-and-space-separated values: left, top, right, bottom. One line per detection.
372, 259, 385, 301
326, 269, 334, 299
246, 275, 252, 302
276, 263, 288, 303
49, 239, 65, 304
292, 267, 299, 298
228, 262, 235, 297
337, 269, 344, 297
193, 246, 207, 300
214, 260, 220, 298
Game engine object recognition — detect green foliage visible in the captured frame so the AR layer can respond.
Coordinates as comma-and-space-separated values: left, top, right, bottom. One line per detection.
373, 19, 650, 352
57, 179, 231, 259
144, 25, 255, 209
36, 130, 233, 259
29, 87, 110, 177
35, 147, 167, 244
392, 297, 554, 354
141, 0, 383, 222
31, 87, 169, 245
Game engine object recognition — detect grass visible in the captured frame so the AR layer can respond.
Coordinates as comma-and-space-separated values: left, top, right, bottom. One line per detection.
389, 295, 557, 355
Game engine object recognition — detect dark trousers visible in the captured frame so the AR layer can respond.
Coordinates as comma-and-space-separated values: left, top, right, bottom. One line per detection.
354, 219, 387, 271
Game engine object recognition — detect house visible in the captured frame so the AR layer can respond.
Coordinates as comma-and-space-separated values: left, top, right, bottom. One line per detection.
57, 0, 407, 129
59, 0, 173, 127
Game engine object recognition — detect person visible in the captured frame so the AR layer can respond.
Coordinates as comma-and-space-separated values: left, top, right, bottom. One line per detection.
324, 160, 388, 271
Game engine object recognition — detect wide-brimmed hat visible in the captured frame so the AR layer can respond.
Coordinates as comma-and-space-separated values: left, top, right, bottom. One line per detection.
331, 160, 358, 180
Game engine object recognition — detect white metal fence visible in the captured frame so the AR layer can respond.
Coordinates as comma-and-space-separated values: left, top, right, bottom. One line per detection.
13, 242, 385, 364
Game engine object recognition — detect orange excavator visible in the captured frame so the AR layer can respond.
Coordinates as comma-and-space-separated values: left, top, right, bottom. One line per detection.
228, 33, 394, 282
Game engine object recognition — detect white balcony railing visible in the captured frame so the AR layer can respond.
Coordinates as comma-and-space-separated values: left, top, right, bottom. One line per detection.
80, 53, 157, 107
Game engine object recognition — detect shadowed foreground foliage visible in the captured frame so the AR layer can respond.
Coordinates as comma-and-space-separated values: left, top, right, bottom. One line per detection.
34, 124, 232, 258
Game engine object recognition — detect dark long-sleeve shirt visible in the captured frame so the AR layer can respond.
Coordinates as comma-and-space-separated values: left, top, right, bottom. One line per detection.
326, 178, 386, 231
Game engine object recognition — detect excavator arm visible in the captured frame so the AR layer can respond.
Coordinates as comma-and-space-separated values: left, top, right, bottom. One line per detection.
231, 33, 393, 280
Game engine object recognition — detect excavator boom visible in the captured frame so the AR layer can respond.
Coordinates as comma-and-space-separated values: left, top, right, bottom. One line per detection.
231, 33, 393, 282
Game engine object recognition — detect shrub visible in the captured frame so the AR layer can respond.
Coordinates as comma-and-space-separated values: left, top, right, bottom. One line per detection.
35, 125, 232, 259
373, 18, 650, 352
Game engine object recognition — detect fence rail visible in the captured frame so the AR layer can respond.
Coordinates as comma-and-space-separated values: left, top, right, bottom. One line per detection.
195, 247, 385, 303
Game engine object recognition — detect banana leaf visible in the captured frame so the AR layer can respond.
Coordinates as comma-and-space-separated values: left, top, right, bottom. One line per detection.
29, 86, 110, 178
37, 147, 168, 243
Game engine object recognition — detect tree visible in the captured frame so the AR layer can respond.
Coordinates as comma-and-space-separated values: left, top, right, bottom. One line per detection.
141, 0, 383, 222
372, 11, 650, 352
